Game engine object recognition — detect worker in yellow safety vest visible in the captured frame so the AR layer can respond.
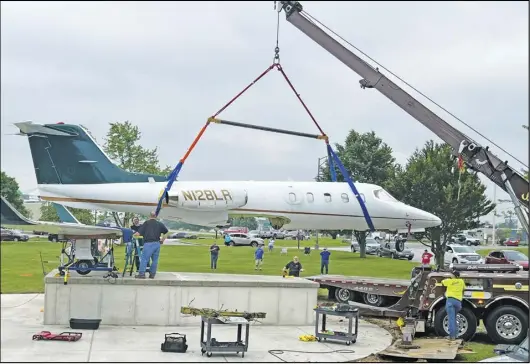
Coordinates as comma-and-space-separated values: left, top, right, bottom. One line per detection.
441, 270, 465, 340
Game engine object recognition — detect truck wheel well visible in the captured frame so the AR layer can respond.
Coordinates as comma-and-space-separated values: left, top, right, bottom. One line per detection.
432, 298, 476, 316
483, 298, 528, 323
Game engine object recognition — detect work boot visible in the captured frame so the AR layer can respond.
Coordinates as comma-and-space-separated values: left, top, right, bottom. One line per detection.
148, 274, 156, 279
135, 274, 146, 279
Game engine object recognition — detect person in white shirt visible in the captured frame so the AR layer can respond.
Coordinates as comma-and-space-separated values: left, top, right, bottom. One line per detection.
268, 238, 275, 252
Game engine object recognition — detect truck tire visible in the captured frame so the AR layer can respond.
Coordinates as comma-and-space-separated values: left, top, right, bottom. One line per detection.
484, 306, 528, 345
363, 293, 387, 307
434, 305, 477, 341
334, 288, 353, 303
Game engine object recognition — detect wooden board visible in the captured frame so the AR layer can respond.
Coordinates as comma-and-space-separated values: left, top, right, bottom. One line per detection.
379, 338, 463, 360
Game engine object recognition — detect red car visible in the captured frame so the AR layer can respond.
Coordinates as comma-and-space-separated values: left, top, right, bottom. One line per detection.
485, 249, 529, 270
503, 238, 520, 247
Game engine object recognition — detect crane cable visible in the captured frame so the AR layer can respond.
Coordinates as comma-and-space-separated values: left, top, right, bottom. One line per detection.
301, 10, 528, 169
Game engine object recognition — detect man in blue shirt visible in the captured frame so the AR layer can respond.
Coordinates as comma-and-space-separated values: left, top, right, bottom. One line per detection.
255, 244, 264, 270
224, 234, 232, 247
320, 248, 331, 275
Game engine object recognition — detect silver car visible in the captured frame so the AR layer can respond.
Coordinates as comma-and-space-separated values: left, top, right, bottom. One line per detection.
227, 233, 264, 247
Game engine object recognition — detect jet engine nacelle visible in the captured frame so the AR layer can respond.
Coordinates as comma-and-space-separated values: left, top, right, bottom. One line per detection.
166, 188, 248, 211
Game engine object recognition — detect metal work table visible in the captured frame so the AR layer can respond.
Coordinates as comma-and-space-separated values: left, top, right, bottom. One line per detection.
314, 307, 359, 345
200, 316, 249, 358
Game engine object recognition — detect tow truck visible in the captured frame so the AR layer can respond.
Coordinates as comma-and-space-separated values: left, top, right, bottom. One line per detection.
275, 0, 530, 355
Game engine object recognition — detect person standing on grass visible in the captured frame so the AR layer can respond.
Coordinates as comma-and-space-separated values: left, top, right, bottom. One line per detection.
268, 238, 275, 252
210, 242, 220, 270
320, 248, 331, 274
421, 249, 434, 268
224, 233, 232, 247
134, 211, 168, 279
283, 256, 303, 277
255, 243, 264, 270
441, 270, 465, 341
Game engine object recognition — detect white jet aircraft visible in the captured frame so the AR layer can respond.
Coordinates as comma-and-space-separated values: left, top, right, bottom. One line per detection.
14, 122, 441, 231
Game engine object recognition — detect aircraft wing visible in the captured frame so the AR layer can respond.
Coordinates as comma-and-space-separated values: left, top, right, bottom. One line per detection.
0, 196, 122, 239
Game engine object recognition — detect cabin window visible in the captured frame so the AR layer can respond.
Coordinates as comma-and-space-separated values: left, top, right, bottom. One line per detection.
306, 192, 314, 203
324, 193, 332, 203
289, 192, 297, 203
360, 193, 366, 203
341, 193, 349, 203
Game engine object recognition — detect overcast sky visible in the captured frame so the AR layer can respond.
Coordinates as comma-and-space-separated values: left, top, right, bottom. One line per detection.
1, 1, 528, 222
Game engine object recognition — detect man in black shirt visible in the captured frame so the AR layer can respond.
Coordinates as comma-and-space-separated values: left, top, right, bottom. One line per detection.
283, 256, 303, 277
130, 216, 145, 271
134, 211, 168, 279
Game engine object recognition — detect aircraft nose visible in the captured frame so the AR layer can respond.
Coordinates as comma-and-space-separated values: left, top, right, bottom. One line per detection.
407, 207, 442, 228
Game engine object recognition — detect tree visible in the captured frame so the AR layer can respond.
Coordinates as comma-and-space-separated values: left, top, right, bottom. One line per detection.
318, 130, 400, 257
0, 171, 30, 218
103, 121, 173, 226
40, 202, 95, 225
228, 217, 258, 231
388, 141, 495, 266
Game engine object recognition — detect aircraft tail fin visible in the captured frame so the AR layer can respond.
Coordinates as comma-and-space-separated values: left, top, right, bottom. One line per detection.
0, 196, 35, 226
52, 203, 81, 224
15, 122, 167, 185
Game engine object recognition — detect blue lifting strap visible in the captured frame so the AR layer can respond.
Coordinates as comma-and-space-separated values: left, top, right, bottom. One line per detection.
155, 161, 184, 216
327, 144, 375, 231
327, 147, 337, 182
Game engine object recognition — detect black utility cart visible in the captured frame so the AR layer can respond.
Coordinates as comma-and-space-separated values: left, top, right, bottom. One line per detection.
314, 305, 359, 345
200, 316, 249, 358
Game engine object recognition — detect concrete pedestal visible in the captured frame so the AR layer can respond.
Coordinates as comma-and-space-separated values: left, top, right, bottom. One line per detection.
43, 270, 319, 326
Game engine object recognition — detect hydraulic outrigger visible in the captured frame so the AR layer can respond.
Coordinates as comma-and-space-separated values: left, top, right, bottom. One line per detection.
276, 1, 529, 235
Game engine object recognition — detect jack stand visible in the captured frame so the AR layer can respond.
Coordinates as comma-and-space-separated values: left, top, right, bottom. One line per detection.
398, 317, 419, 349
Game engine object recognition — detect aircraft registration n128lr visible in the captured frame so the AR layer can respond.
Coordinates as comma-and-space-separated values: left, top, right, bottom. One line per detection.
15, 121, 441, 231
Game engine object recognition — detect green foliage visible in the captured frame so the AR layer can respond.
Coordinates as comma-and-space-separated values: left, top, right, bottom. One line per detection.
39, 202, 95, 225
0, 171, 30, 218
319, 130, 400, 187
163, 220, 210, 232
228, 217, 258, 230
104, 121, 172, 176
388, 140, 495, 265
103, 121, 173, 225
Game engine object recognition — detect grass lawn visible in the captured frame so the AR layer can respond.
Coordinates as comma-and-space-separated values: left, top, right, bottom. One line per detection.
1, 240, 417, 294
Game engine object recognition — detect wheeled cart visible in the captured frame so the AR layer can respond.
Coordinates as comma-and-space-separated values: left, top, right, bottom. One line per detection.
314, 307, 359, 345
200, 316, 249, 358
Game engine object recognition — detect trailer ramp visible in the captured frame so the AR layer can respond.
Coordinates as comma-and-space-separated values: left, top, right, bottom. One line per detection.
379, 338, 463, 361
347, 267, 428, 317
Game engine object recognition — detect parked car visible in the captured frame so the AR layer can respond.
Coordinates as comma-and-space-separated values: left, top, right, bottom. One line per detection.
365, 239, 380, 255
485, 250, 528, 270
1, 228, 29, 242
451, 233, 481, 246
377, 241, 414, 260
503, 238, 520, 247
285, 230, 309, 240
222, 226, 249, 235
47, 234, 68, 243
444, 244, 484, 265
168, 232, 198, 239
271, 230, 285, 239
226, 233, 264, 247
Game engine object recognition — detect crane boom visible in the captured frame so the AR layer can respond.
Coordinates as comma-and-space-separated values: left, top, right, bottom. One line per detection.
278, 1, 529, 234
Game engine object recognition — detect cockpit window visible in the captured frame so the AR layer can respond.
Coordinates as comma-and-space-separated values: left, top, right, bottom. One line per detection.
373, 189, 399, 202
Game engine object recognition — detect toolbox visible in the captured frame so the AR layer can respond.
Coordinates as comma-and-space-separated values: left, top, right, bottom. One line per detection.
161, 333, 188, 353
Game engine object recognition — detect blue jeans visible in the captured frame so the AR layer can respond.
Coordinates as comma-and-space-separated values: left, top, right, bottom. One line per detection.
321, 261, 329, 274
211, 254, 218, 269
139, 242, 160, 276
446, 298, 462, 339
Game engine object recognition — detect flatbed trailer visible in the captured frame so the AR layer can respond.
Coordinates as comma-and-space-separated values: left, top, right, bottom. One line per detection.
343, 264, 529, 346
307, 274, 410, 307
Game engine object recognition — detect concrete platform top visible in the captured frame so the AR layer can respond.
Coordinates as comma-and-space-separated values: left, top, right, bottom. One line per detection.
1, 294, 393, 363
45, 270, 320, 288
